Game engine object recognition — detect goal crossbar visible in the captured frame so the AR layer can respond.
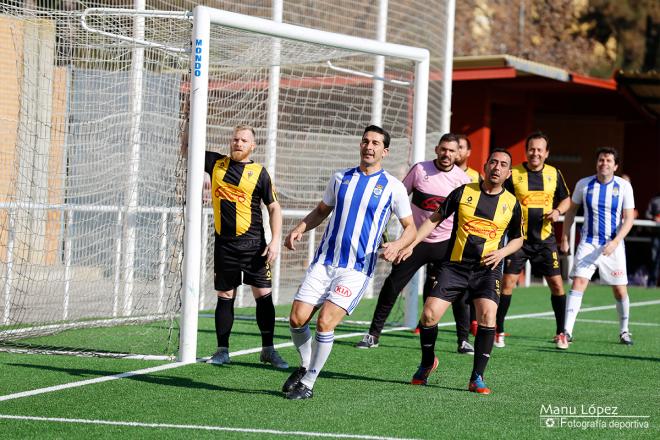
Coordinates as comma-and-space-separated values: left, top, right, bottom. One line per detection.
80, 8, 192, 53
180, 5, 430, 363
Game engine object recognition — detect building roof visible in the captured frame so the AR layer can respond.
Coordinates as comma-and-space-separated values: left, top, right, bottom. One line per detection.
616, 71, 660, 118
452, 54, 617, 91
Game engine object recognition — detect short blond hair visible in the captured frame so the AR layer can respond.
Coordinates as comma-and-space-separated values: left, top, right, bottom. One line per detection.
234, 124, 256, 142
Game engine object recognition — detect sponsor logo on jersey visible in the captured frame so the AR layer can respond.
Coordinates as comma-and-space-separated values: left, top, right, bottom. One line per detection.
373, 185, 383, 197
420, 195, 445, 211
215, 185, 246, 203
521, 192, 551, 207
333, 285, 353, 297
502, 203, 508, 214
342, 178, 350, 185
463, 219, 498, 239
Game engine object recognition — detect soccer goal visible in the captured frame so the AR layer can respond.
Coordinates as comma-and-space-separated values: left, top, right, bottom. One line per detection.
181, 6, 430, 362
0, 3, 433, 361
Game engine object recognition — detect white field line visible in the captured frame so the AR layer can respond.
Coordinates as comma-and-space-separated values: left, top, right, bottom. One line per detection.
2, 299, 659, 403
0, 414, 422, 440
535, 317, 660, 327
0, 361, 186, 402
0, 326, 405, 403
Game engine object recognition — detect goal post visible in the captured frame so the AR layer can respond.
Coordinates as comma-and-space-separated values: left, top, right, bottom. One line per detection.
0, 3, 438, 361
180, 6, 430, 363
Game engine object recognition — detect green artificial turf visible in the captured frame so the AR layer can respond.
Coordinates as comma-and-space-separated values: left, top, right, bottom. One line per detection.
1, 285, 658, 439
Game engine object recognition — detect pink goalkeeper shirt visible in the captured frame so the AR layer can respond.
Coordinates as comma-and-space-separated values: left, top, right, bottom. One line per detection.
402, 160, 471, 243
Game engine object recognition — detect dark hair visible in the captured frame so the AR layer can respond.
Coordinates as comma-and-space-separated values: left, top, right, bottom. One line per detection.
457, 134, 471, 149
488, 148, 513, 168
363, 125, 391, 149
438, 133, 460, 146
595, 146, 620, 164
525, 130, 549, 150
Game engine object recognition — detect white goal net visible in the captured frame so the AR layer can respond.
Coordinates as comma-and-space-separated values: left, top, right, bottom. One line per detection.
0, 4, 190, 356
0, 3, 440, 359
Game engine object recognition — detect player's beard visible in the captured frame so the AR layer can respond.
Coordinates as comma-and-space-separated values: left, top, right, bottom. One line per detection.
230, 149, 251, 162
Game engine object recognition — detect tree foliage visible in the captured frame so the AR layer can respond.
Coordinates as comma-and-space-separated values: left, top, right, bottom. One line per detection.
454, 0, 660, 77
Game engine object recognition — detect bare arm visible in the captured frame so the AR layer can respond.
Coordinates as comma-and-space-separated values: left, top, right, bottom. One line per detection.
559, 200, 580, 253
380, 215, 416, 262
602, 208, 635, 256
394, 211, 444, 263
545, 196, 571, 222
262, 201, 283, 264
284, 201, 333, 251
482, 236, 524, 270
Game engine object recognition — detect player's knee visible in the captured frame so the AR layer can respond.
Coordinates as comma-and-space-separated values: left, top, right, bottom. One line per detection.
216, 290, 233, 299
476, 307, 496, 327
571, 277, 589, 292
288, 306, 308, 328
289, 313, 305, 328
420, 306, 438, 326
547, 277, 564, 295
316, 315, 338, 332
502, 275, 518, 292
612, 286, 627, 300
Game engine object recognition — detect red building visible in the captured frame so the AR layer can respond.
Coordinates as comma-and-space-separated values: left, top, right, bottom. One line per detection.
449, 55, 660, 212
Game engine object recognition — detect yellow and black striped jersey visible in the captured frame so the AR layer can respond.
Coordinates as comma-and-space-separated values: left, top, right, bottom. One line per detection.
205, 152, 277, 241
437, 182, 522, 266
504, 163, 569, 243
464, 167, 482, 184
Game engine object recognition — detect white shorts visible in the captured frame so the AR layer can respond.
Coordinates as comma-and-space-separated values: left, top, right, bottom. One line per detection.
294, 263, 371, 315
571, 241, 628, 285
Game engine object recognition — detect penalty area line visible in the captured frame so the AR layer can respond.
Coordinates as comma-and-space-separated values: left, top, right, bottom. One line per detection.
0, 414, 422, 440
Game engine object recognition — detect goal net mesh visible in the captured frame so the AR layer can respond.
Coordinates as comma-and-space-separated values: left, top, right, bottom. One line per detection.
0, 4, 189, 356
0, 1, 450, 356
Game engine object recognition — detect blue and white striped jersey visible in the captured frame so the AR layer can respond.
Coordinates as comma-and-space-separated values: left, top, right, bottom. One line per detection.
312, 167, 412, 277
572, 175, 635, 245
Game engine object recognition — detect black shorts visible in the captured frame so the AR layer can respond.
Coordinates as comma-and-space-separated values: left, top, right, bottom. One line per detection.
386, 240, 450, 292
214, 237, 271, 291
429, 262, 502, 304
503, 241, 561, 277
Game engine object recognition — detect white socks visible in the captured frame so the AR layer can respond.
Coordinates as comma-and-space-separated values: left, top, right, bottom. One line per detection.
300, 331, 334, 389
615, 296, 630, 334
290, 325, 312, 368
564, 290, 584, 335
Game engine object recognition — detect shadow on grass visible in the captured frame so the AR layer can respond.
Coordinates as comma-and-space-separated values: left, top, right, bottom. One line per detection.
228, 360, 410, 387
535, 347, 660, 362
6, 362, 283, 397
0, 342, 173, 358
